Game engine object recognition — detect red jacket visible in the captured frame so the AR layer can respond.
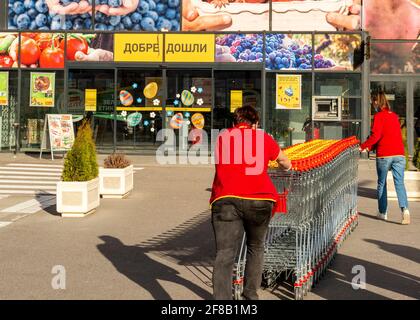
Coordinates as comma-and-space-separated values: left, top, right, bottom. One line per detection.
360, 109, 405, 158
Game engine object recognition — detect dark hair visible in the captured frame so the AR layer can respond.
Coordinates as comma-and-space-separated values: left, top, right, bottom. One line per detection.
233, 105, 260, 126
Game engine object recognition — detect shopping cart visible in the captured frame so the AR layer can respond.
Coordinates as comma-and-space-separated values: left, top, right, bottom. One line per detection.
233, 137, 359, 300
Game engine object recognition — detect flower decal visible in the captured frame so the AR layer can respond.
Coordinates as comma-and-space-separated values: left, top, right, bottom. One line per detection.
174, 100, 180, 106
176, 93, 180, 99
196, 98, 204, 106
132, 83, 138, 89
150, 127, 155, 133
150, 112, 156, 118
121, 111, 127, 117
190, 86, 197, 93
153, 99, 160, 106
137, 97, 142, 103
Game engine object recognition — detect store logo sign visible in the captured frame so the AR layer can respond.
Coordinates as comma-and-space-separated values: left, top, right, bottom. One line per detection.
164, 34, 215, 63
114, 34, 163, 62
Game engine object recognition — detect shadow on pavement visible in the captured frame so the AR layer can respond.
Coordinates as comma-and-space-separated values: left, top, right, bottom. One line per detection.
364, 239, 420, 264
357, 187, 377, 200
97, 235, 213, 300
358, 212, 402, 225
311, 253, 420, 300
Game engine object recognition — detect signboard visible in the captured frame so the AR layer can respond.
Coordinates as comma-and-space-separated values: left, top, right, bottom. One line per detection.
230, 90, 243, 113
165, 34, 215, 63
85, 89, 97, 111
40, 114, 75, 160
30, 72, 55, 107
0, 72, 9, 106
276, 74, 302, 110
114, 34, 163, 62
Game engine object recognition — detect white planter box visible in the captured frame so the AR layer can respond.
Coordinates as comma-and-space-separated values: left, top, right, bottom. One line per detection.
387, 171, 420, 201
56, 178, 100, 217
99, 165, 133, 198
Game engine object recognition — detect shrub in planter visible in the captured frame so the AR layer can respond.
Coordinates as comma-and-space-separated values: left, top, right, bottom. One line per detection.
57, 121, 100, 217
99, 153, 134, 198
413, 139, 420, 170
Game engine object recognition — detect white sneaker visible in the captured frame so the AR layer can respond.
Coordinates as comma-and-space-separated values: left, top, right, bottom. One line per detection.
377, 212, 388, 221
401, 209, 410, 225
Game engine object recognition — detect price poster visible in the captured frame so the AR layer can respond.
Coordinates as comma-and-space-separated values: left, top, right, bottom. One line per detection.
85, 89, 97, 111
30, 72, 55, 107
0, 72, 9, 106
230, 90, 243, 113
276, 74, 302, 110
47, 114, 74, 151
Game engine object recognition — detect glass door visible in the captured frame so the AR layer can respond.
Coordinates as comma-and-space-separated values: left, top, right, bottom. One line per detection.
116, 69, 164, 154
414, 82, 420, 143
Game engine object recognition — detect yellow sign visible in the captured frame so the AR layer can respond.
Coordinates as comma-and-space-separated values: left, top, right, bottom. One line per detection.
165, 34, 215, 63
114, 34, 163, 62
276, 74, 302, 110
230, 90, 243, 113
85, 89, 97, 111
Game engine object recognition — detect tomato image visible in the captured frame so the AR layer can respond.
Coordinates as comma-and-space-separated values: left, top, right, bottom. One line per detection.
39, 47, 64, 69
60, 36, 88, 61
0, 55, 14, 68
20, 36, 41, 66
35, 34, 61, 52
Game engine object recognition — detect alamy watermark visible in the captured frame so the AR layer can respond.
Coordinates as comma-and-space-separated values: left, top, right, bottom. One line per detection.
51, 265, 66, 290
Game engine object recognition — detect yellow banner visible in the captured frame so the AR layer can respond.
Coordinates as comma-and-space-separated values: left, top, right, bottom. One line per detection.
114, 34, 163, 62
276, 74, 302, 110
230, 90, 243, 113
85, 89, 97, 111
165, 34, 215, 63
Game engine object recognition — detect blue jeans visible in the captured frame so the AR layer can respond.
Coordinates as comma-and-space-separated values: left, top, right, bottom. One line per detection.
376, 156, 409, 214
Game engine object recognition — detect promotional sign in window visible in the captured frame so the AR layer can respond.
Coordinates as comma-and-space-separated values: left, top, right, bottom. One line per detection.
276, 74, 302, 110
215, 34, 263, 63
19, 33, 65, 68
370, 42, 420, 74
0, 72, 9, 106
0, 33, 19, 68
230, 90, 242, 113
85, 89, 97, 111
164, 34, 215, 63
364, 0, 419, 40
114, 33, 163, 62
30, 72, 55, 107
271, 0, 361, 31
65, 33, 114, 62
265, 34, 312, 70
314, 34, 361, 71
8, 0, 94, 30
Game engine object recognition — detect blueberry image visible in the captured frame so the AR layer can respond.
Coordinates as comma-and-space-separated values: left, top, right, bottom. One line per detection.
130, 12, 142, 24
109, 15, 121, 26
122, 16, 133, 29
84, 18, 92, 29
108, 0, 122, 8
132, 24, 142, 31
137, 1, 149, 14
73, 18, 84, 29
16, 13, 31, 29
141, 17, 155, 31
147, 0, 157, 11
29, 20, 37, 30
23, 0, 35, 9
145, 11, 158, 22
35, 0, 48, 13
157, 17, 171, 30
167, 0, 179, 7
13, 1, 25, 15
165, 8, 176, 20
27, 8, 38, 19
170, 19, 179, 31
35, 13, 47, 27
156, 3, 166, 15
95, 23, 107, 30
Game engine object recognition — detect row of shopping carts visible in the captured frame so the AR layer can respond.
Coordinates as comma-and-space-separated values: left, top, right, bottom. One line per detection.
233, 137, 360, 300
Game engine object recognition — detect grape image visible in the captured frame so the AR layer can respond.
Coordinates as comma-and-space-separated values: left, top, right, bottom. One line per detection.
215, 34, 264, 63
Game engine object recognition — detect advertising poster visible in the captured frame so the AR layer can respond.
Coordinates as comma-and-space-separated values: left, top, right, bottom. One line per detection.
85, 89, 97, 111
66, 33, 114, 62
265, 34, 312, 70
27, 118, 44, 144
0, 32, 19, 68
314, 34, 361, 71
0, 72, 9, 106
30, 72, 55, 107
182, 0, 269, 31
276, 74, 301, 110
370, 42, 420, 74
272, 0, 362, 31
47, 114, 74, 150
230, 90, 243, 113
18, 33, 65, 68
8, 0, 180, 31
364, 0, 419, 40
215, 34, 263, 63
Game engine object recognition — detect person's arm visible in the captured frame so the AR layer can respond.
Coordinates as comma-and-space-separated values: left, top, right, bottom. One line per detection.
276, 149, 292, 171
360, 114, 383, 151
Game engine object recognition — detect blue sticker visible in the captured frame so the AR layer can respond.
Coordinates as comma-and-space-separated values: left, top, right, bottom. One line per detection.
174, 100, 180, 106
137, 97, 142, 103
144, 120, 150, 126
197, 87, 203, 94
132, 83, 138, 89
184, 112, 190, 118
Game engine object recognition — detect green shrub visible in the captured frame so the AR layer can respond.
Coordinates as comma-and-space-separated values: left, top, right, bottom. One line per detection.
401, 125, 410, 171
413, 139, 420, 170
62, 120, 98, 182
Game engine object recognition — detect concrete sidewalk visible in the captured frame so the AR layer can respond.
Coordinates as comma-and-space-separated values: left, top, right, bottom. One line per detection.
0, 158, 418, 300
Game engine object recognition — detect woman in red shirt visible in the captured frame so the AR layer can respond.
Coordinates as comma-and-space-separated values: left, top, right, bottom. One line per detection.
210, 106, 291, 300
360, 92, 410, 224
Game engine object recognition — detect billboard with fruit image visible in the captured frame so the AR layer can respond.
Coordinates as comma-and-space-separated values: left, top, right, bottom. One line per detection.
64, 33, 114, 62
314, 33, 361, 71
7, 0, 180, 31
215, 34, 263, 63
265, 34, 312, 70
0, 33, 19, 68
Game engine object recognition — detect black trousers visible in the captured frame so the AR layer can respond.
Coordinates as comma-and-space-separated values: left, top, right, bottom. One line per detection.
211, 197, 273, 300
